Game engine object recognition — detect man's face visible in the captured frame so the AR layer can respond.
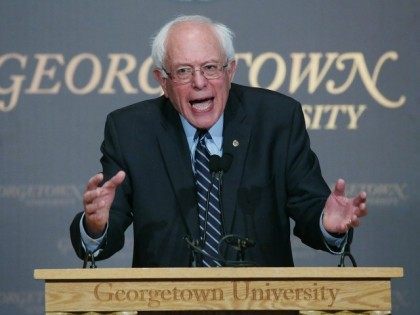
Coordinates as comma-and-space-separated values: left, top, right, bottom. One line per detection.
154, 22, 236, 130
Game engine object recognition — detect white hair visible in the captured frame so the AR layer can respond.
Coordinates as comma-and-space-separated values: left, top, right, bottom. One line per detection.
151, 15, 235, 72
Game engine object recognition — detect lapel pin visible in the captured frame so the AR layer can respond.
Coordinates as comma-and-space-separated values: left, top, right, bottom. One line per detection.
232, 139, 239, 147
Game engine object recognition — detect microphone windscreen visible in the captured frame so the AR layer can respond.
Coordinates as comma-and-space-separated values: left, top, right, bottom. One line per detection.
221, 153, 233, 172
209, 155, 222, 172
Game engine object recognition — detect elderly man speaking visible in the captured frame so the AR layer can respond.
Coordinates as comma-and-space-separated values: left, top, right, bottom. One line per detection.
70, 15, 367, 267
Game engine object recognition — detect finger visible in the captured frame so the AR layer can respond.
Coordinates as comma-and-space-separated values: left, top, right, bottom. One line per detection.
85, 199, 106, 214
83, 188, 102, 204
350, 216, 360, 227
86, 173, 104, 191
340, 221, 349, 232
103, 170, 126, 189
333, 178, 346, 197
341, 217, 358, 231
353, 191, 367, 206
353, 202, 367, 216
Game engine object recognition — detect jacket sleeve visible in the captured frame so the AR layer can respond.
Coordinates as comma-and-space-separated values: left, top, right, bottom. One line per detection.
69, 113, 134, 262
284, 103, 332, 251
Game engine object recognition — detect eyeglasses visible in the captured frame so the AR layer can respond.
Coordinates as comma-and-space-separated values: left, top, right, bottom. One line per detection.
162, 61, 229, 84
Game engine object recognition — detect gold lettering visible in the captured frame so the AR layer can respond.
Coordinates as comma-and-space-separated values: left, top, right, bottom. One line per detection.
25, 53, 64, 94
360, 51, 406, 108
326, 52, 405, 108
289, 52, 338, 93
180, 289, 192, 301
347, 104, 367, 129
313, 283, 319, 301
264, 283, 271, 301
192, 288, 211, 301
302, 104, 367, 130
325, 53, 358, 94
303, 288, 313, 300
249, 52, 286, 90
328, 288, 339, 306
126, 289, 138, 301
93, 282, 113, 301
138, 289, 146, 301
270, 288, 283, 300
233, 281, 249, 301
283, 288, 294, 300
115, 289, 126, 301
99, 53, 138, 94
251, 288, 264, 300
309, 104, 325, 129
324, 105, 346, 130
0, 53, 27, 112
212, 288, 224, 301
148, 290, 161, 307
0, 51, 404, 113
172, 287, 181, 301
138, 56, 161, 95
65, 53, 102, 94
295, 288, 304, 300
161, 289, 172, 301
235, 52, 253, 67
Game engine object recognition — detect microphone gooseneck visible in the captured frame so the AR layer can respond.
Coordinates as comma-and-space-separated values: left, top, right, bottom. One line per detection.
338, 228, 357, 267
187, 151, 256, 266
184, 236, 256, 267
220, 234, 256, 262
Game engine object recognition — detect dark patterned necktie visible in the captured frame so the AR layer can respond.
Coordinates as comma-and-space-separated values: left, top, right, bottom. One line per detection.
194, 130, 222, 267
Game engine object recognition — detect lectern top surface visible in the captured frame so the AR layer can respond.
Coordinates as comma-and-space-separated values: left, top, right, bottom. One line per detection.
34, 267, 403, 280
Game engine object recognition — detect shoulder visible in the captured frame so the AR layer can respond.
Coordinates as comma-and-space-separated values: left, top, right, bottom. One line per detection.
107, 95, 167, 122
229, 83, 302, 118
101, 96, 171, 139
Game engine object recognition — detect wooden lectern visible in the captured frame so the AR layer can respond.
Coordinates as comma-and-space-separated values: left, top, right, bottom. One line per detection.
34, 267, 403, 314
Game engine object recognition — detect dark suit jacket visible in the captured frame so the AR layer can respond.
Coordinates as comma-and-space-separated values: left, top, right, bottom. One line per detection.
70, 83, 331, 267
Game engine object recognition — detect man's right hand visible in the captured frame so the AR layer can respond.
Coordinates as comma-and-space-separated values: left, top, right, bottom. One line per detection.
83, 170, 126, 238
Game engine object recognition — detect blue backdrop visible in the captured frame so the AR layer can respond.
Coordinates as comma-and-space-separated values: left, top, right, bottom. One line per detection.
0, 1, 418, 314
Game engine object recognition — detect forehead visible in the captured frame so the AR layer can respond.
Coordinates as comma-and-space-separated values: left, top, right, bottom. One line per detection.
165, 22, 224, 66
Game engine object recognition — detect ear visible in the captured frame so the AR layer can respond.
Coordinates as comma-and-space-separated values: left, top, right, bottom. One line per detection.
226, 59, 237, 83
153, 69, 169, 97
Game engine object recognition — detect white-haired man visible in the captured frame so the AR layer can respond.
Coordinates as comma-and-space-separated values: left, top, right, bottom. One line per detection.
71, 15, 367, 267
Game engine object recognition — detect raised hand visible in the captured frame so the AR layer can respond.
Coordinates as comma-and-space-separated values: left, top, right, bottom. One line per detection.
322, 178, 368, 234
83, 171, 126, 237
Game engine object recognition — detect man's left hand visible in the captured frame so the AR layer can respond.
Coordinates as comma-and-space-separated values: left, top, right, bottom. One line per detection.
323, 178, 368, 234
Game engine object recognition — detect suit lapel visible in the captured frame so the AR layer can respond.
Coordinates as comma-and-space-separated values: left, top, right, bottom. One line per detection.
222, 88, 251, 234
157, 100, 200, 240
156, 87, 251, 240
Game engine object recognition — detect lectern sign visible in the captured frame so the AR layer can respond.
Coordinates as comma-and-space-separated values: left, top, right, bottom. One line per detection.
34, 267, 403, 313
89, 280, 368, 310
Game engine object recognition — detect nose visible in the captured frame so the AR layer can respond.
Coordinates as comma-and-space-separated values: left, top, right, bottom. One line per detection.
191, 69, 207, 89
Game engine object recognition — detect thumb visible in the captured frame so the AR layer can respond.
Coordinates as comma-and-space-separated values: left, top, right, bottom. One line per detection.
103, 171, 126, 189
333, 178, 346, 197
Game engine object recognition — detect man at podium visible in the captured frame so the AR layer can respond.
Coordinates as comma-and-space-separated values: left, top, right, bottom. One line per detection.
70, 15, 367, 268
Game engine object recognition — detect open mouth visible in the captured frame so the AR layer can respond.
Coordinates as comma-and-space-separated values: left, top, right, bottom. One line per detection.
189, 97, 214, 112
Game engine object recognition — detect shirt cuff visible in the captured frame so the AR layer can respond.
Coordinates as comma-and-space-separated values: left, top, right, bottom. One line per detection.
79, 213, 107, 256
319, 210, 348, 254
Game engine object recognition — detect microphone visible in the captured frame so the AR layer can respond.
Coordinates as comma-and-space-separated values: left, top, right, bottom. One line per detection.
184, 236, 256, 267
222, 234, 256, 247
220, 153, 233, 172
221, 234, 256, 262
209, 154, 233, 173
83, 250, 97, 269
338, 228, 357, 267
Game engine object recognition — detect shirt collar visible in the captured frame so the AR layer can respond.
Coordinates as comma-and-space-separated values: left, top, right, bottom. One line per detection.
180, 114, 224, 152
